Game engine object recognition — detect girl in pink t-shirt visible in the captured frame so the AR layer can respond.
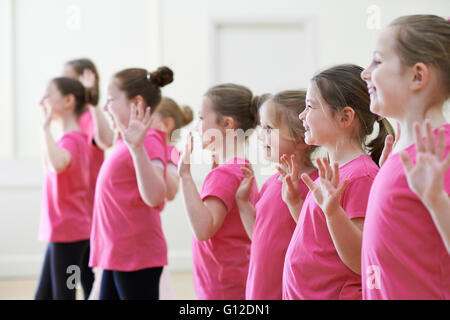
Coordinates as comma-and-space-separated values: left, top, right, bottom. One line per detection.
89, 66, 173, 300
282, 64, 394, 300
35, 77, 92, 300
235, 90, 318, 300
361, 15, 450, 299
178, 84, 260, 300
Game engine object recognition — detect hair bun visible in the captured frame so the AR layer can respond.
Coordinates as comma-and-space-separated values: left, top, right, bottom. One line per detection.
181, 106, 194, 126
150, 66, 174, 87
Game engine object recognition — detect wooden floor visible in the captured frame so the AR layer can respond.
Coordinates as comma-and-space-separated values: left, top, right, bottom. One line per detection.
0, 271, 196, 300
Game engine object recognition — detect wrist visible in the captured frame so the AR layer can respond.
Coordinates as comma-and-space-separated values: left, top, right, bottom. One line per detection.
423, 190, 448, 209
324, 205, 345, 220
180, 172, 193, 181
129, 144, 146, 156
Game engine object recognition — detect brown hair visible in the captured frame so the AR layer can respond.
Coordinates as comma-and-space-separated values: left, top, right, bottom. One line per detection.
264, 90, 318, 168
65, 58, 100, 106
52, 77, 89, 117
114, 66, 174, 112
389, 15, 450, 100
156, 97, 194, 140
312, 64, 394, 165
205, 83, 270, 132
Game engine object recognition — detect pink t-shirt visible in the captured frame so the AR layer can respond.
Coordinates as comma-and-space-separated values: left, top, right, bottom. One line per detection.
192, 158, 259, 300
89, 129, 168, 271
362, 124, 450, 300
78, 110, 105, 217
39, 131, 91, 243
166, 144, 180, 166
283, 155, 379, 300
246, 170, 318, 300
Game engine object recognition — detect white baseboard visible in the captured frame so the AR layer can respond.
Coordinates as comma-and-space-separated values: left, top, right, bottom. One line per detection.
0, 250, 192, 279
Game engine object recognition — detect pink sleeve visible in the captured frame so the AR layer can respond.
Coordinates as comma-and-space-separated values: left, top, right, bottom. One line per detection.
340, 176, 375, 219
58, 135, 79, 159
57, 135, 80, 172
200, 168, 241, 211
144, 132, 167, 163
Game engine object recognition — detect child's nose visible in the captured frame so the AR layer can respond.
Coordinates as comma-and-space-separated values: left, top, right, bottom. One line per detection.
361, 67, 370, 81
299, 110, 306, 121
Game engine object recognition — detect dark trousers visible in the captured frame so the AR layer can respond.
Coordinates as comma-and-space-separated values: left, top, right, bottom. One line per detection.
35, 240, 94, 300
99, 267, 163, 300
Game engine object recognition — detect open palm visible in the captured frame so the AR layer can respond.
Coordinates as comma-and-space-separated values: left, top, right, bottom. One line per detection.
118, 102, 152, 149
178, 132, 194, 178
236, 163, 255, 203
277, 154, 301, 207
400, 121, 450, 204
301, 157, 348, 217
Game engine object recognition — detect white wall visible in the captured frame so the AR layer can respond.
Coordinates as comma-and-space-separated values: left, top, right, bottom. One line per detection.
0, 0, 449, 278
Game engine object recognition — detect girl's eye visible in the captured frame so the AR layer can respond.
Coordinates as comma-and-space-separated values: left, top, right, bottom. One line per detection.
373, 59, 381, 65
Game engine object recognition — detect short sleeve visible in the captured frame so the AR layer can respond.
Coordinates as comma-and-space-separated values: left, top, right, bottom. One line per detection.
144, 130, 167, 163
167, 146, 181, 165
340, 176, 375, 219
200, 167, 241, 211
58, 134, 80, 160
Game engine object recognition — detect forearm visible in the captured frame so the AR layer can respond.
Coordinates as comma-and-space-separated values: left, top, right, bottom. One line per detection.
41, 128, 71, 173
90, 106, 114, 149
129, 145, 167, 207
424, 191, 450, 253
180, 175, 215, 241
286, 201, 302, 223
325, 207, 363, 275
166, 171, 180, 201
236, 200, 255, 240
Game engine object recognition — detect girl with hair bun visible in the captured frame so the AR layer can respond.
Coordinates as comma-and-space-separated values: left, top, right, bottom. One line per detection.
235, 90, 318, 300
89, 66, 174, 300
178, 83, 260, 300
35, 77, 92, 300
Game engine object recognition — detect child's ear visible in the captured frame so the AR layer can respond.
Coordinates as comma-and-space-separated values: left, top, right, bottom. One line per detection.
64, 94, 76, 110
339, 106, 356, 128
410, 62, 429, 92
132, 95, 146, 107
221, 116, 236, 130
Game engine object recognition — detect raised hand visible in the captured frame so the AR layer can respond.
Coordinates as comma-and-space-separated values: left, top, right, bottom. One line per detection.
236, 163, 255, 203
301, 157, 348, 217
277, 154, 301, 208
117, 101, 152, 150
40, 101, 52, 129
400, 120, 450, 205
78, 69, 96, 89
178, 132, 194, 178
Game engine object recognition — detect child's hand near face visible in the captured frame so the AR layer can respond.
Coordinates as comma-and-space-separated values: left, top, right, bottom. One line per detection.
117, 101, 152, 150
178, 132, 194, 179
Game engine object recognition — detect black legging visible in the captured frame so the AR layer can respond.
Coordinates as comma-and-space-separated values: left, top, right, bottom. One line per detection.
99, 267, 163, 300
35, 240, 94, 300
